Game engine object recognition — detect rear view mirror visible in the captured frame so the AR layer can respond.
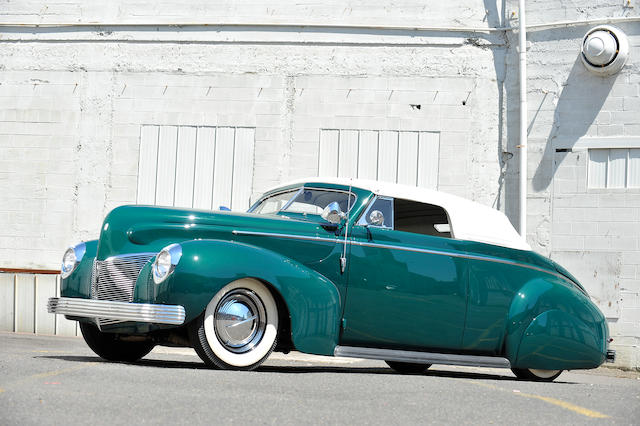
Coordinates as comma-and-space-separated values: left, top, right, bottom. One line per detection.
321, 202, 346, 224
369, 210, 385, 226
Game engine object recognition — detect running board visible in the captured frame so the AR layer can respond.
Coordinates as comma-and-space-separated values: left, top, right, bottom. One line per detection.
334, 346, 511, 369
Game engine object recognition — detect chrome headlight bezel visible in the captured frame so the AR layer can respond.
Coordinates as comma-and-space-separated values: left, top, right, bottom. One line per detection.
61, 242, 86, 279
152, 243, 182, 284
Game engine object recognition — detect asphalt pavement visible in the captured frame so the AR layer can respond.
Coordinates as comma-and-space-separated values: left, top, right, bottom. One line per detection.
0, 332, 638, 425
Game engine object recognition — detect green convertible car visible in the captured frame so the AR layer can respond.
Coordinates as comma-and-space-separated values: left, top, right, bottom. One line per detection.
48, 178, 614, 381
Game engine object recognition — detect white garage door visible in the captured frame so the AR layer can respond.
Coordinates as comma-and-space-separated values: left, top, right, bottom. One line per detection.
318, 129, 440, 188
136, 125, 255, 211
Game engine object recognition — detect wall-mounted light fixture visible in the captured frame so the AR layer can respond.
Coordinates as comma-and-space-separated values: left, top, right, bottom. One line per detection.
581, 25, 629, 76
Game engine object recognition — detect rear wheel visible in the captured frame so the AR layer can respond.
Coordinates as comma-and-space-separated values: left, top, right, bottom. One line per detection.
79, 322, 154, 362
511, 368, 563, 382
190, 278, 279, 370
385, 361, 431, 374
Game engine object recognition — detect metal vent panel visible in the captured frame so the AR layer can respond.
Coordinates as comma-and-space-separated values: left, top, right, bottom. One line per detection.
90, 253, 155, 327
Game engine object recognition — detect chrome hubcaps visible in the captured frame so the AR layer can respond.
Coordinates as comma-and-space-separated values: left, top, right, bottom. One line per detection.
214, 289, 266, 353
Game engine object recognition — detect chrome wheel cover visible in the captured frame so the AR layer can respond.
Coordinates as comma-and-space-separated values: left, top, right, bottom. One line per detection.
214, 289, 266, 353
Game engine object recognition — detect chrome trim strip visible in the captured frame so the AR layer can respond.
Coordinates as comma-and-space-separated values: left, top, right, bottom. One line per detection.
350, 240, 571, 283
334, 346, 511, 368
102, 252, 156, 263
47, 297, 186, 325
232, 230, 572, 284
232, 230, 339, 244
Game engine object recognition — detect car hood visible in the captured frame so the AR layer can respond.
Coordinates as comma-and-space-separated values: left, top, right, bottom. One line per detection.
96, 205, 334, 260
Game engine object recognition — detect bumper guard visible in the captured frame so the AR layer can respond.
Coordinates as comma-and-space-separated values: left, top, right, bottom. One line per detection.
47, 297, 186, 325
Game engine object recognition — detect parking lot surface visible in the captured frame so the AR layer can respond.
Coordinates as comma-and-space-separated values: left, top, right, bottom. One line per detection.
0, 332, 638, 425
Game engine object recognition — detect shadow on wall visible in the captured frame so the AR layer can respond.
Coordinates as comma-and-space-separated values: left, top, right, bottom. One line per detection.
531, 55, 617, 191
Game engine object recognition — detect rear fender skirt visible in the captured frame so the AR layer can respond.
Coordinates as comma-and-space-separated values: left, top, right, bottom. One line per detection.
504, 278, 607, 370
513, 310, 605, 370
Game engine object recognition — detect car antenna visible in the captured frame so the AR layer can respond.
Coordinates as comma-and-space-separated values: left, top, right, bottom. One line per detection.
340, 179, 352, 274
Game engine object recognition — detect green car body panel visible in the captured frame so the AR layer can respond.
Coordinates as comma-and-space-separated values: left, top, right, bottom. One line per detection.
58, 181, 609, 369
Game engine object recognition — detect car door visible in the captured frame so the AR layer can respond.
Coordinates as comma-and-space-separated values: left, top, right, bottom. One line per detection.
341, 197, 469, 352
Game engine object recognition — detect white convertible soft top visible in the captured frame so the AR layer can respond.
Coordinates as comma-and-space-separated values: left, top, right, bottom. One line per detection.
272, 177, 531, 251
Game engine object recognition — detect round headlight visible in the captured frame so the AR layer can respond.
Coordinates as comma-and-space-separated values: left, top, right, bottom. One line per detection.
61, 248, 76, 278
60, 242, 86, 279
152, 244, 182, 284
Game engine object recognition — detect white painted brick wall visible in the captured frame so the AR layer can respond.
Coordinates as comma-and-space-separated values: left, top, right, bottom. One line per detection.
0, 0, 639, 367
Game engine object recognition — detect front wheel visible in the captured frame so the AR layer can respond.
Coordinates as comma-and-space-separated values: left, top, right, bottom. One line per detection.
385, 361, 431, 374
190, 278, 279, 370
511, 368, 563, 382
79, 322, 155, 362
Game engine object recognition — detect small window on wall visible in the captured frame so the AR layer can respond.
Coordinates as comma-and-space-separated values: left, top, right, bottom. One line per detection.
394, 198, 452, 238
588, 148, 640, 188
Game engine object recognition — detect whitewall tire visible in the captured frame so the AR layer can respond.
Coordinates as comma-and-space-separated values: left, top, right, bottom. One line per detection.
511, 368, 563, 382
190, 278, 279, 370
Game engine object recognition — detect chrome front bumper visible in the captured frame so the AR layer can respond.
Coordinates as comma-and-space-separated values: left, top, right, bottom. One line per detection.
47, 297, 186, 325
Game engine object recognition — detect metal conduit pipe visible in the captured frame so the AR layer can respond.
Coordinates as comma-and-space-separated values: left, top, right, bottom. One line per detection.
0, 16, 638, 32
518, 0, 527, 240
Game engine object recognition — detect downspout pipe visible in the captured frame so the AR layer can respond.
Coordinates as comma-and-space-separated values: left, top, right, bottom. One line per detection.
518, 0, 527, 240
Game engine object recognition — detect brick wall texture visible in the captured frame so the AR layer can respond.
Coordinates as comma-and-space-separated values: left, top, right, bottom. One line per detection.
0, 1, 638, 368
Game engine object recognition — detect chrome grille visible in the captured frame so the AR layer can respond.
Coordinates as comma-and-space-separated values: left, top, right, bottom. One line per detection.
91, 252, 155, 327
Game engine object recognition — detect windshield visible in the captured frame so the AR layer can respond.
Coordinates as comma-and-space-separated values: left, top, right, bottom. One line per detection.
250, 187, 356, 216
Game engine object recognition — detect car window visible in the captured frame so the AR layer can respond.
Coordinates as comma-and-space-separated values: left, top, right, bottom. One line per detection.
282, 188, 355, 216
251, 189, 299, 214
357, 197, 393, 228
393, 198, 452, 238
250, 187, 355, 216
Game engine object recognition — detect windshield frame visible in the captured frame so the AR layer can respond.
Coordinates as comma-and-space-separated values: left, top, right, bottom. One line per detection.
248, 186, 358, 217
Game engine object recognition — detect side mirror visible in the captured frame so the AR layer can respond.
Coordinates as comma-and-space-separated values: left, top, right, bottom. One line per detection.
369, 210, 385, 226
321, 202, 346, 224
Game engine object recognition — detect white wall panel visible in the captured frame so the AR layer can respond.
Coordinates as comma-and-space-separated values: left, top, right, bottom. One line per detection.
137, 125, 255, 211
55, 275, 79, 337
608, 149, 627, 189
35, 275, 57, 335
418, 132, 440, 189
319, 130, 339, 176
358, 131, 378, 179
629, 149, 640, 188
213, 127, 236, 209
231, 128, 256, 210
0, 272, 79, 337
15, 274, 35, 333
174, 126, 197, 208
338, 130, 359, 178
137, 125, 159, 204
319, 129, 440, 188
397, 131, 419, 185
378, 131, 399, 183
155, 126, 178, 206
588, 149, 608, 188
193, 127, 216, 209
0, 274, 15, 332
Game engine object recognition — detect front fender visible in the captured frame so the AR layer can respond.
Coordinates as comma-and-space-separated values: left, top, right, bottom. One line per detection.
156, 239, 342, 356
504, 278, 607, 370
61, 240, 98, 299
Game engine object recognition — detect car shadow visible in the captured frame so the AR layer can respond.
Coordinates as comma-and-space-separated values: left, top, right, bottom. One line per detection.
34, 355, 575, 383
